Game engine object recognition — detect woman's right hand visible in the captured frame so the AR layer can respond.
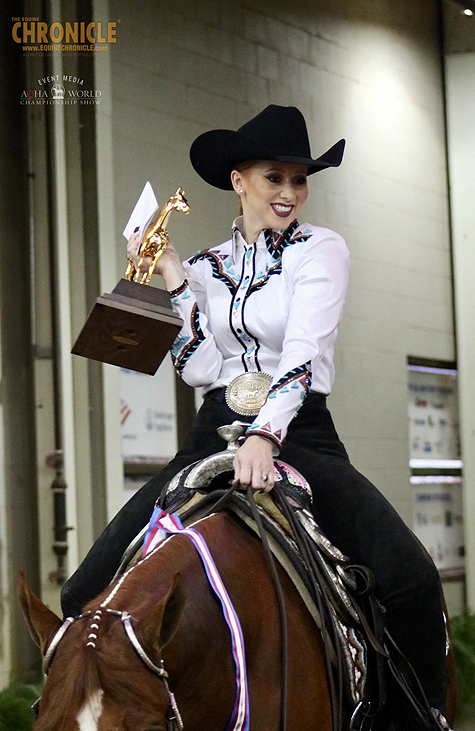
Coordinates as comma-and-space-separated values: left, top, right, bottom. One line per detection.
127, 232, 187, 291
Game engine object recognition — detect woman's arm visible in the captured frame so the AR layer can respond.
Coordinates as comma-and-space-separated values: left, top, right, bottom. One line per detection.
246, 231, 350, 449
234, 231, 349, 490
168, 261, 228, 386
127, 232, 224, 386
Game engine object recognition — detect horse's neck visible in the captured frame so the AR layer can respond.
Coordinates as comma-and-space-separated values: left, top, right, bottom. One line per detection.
154, 199, 178, 231
94, 515, 236, 629
83, 514, 305, 731
163, 515, 241, 729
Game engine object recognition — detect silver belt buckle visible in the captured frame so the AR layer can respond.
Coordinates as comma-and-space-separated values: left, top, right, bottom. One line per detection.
225, 372, 273, 416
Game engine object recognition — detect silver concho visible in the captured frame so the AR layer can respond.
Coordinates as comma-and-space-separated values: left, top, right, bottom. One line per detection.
225, 372, 273, 416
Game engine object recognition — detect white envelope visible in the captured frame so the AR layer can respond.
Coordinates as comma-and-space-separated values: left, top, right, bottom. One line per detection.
122, 181, 159, 253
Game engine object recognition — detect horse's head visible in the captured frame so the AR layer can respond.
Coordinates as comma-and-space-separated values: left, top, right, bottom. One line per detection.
18, 570, 185, 731
170, 187, 190, 215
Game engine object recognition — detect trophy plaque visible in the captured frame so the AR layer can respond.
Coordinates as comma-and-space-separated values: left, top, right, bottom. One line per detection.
72, 188, 189, 376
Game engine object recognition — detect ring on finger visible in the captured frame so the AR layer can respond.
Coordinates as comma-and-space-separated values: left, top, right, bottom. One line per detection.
261, 474, 269, 483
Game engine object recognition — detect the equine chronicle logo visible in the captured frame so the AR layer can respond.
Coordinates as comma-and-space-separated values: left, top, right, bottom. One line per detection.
12, 15, 118, 55
20, 75, 102, 105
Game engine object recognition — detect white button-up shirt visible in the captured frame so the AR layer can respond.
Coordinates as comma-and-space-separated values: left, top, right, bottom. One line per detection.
169, 218, 350, 449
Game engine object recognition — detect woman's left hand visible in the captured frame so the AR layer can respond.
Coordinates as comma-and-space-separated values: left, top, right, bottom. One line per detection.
233, 435, 275, 492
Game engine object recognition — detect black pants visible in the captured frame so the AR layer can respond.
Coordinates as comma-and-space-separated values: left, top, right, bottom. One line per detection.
61, 391, 448, 726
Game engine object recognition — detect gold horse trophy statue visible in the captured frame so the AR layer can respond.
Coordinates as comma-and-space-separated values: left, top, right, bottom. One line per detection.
72, 188, 190, 375
125, 187, 190, 285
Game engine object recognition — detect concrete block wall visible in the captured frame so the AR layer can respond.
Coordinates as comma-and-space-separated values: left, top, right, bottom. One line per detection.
109, 0, 454, 524
444, 3, 475, 610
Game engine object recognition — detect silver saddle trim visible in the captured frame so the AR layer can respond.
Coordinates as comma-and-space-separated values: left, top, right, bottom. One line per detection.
169, 422, 248, 494
297, 508, 349, 564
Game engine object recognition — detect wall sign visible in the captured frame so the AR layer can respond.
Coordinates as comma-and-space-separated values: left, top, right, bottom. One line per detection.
407, 361, 464, 576
120, 358, 177, 463
408, 366, 460, 466
412, 477, 464, 575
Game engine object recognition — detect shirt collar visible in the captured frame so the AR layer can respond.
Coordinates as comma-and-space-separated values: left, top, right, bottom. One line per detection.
231, 217, 300, 263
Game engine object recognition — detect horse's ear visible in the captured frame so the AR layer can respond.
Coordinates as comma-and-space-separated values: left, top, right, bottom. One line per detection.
138, 572, 186, 650
17, 570, 63, 653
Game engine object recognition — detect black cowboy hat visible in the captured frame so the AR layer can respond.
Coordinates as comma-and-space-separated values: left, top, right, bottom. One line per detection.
189, 104, 345, 190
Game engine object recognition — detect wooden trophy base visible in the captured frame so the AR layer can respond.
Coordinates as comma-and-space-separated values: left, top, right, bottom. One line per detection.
71, 279, 183, 375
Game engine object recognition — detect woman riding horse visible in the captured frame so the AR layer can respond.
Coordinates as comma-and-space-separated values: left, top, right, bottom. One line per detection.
61, 105, 453, 731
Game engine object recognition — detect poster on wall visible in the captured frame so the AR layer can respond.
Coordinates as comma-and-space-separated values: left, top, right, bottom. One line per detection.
412, 477, 464, 575
407, 366, 460, 466
120, 357, 177, 464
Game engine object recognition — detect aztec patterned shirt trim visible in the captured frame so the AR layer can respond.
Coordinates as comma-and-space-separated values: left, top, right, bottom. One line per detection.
168, 220, 350, 446
168, 279, 189, 298
264, 219, 301, 260
170, 290, 207, 376
246, 362, 312, 448
188, 250, 238, 294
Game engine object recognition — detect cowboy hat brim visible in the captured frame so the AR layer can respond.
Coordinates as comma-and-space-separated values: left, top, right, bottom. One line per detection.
190, 130, 345, 190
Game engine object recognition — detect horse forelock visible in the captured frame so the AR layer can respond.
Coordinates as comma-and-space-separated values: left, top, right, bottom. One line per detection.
34, 645, 101, 731
35, 615, 162, 731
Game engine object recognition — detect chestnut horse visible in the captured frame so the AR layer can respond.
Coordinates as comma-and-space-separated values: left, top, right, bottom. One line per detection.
19, 511, 332, 731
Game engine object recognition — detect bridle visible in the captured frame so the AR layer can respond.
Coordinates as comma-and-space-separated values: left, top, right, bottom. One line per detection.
39, 607, 183, 731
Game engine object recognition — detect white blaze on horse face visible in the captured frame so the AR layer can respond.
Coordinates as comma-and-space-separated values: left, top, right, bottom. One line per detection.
77, 689, 104, 731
